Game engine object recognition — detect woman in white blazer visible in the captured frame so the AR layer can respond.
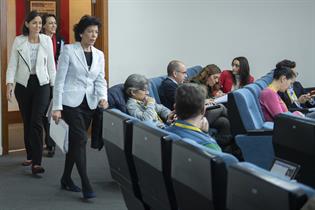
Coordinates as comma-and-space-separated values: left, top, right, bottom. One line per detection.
6, 11, 56, 174
52, 15, 108, 199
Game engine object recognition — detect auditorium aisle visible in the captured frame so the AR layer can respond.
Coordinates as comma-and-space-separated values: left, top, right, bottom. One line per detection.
0, 145, 127, 210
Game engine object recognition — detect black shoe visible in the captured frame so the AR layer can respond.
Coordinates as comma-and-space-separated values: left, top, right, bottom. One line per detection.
47, 147, 55, 158
61, 179, 81, 192
32, 165, 45, 174
82, 191, 96, 199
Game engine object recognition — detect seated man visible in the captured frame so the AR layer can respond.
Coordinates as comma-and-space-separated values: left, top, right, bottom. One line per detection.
276, 59, 315, 110
165, 83, 222, 151
124, 74, 175, 128
159, 60, 187, 110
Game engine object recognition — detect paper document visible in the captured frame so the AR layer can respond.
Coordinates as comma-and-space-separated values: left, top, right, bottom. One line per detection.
214, 95, 228, 104
50, 118, 69, 154
46, 100, 53, 122
308, 107, 315, 112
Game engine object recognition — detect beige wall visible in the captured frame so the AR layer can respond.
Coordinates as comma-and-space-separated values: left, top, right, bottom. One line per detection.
69, 0, 91, 43
7, 0, 19, 112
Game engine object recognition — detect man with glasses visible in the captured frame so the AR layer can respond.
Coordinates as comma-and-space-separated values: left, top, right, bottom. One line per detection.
159, 60, 187, 110
277, 59, 315, 110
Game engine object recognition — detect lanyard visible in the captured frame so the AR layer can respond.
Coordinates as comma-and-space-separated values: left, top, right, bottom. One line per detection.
174, 122, 202, 133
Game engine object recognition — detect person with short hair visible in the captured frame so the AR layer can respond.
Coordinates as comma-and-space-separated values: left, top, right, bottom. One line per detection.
159, 60, 187, 110
190, 64, 233, 147
52, 15, 108, 199
220, 56, 254, 93
6, 10, 56, 174
165, 83, 222, 151
125, 74, 175, 128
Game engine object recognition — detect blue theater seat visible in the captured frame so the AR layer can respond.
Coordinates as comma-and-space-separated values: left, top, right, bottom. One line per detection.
227, 162, 315, 210
132, 122, 180, 210
255, 79, 268, 89
171, 138, 238, 210
102, 109, 149, 210
228, 88, 274, 168
273, 113, 315, 188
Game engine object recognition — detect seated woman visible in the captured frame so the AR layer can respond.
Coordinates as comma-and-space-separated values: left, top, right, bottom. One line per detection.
190, 64, 232, 147
276, 59, 315, 110
124, 74, 175, 128
165, 83, 222, 151
259, 67, 315, 122
220, 56, 254, 93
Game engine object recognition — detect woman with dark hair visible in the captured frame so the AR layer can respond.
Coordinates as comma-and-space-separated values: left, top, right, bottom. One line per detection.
52, 15, 108, 199
41, 13, 65, 157
6, 11, 56, 174
276, 59, 315, 110
259, 67, 315, 122
190, 65, 234, 150
220, 56, 254, 93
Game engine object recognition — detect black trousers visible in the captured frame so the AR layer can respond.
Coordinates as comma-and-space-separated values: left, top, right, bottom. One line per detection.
62, 97, 95, 192
15, 75, 50, 165
43, 87, 55, 149
205, 104, 232, 146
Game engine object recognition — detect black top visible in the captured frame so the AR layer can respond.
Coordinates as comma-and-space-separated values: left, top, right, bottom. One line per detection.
158, 77, 178, 110
278, 81, 314, 109
84, 51, 93, 70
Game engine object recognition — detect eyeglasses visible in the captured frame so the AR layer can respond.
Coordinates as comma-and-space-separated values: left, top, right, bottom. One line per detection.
232, 63, 240, 68
177, 71, 187, 75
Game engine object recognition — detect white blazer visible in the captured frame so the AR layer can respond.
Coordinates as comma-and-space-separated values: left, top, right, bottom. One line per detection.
6, 34, 56, 87
52, 42, 108, 111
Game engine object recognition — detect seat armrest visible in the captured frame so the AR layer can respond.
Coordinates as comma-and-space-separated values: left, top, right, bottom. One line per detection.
289, 107, 310, 114
247, 129, 273, 136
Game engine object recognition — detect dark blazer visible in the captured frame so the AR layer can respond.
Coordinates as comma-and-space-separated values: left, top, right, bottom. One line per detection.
55, 34, 65, 62
159, 77, 178, 110
278, 81, 313, 109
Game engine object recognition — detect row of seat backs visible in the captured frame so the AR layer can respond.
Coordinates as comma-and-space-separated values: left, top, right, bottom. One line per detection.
102, 108, 315, 210
107, 65, 202, 113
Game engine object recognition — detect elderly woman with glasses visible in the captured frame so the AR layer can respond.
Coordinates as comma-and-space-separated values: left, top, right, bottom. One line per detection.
124, 74, 176, 128
220, 56, 254, 93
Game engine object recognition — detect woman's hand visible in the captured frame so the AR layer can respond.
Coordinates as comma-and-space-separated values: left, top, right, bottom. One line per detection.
6, 83, 13, 102
52, 110, 62, 124
98, 99, 109, 109
166, 110, 177, 124
143, 96, 155, 106
205, 98, 215, 106
214, 90, 225, 98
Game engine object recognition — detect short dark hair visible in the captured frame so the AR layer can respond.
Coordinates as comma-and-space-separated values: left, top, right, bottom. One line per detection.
73, 15, 101, 42
273, 67, 295, 80
276, 59, 296, 69
41, 13, 56, 33
167, 60, 183, 76
22, 10, 42, 36
175, 83, 207, 120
